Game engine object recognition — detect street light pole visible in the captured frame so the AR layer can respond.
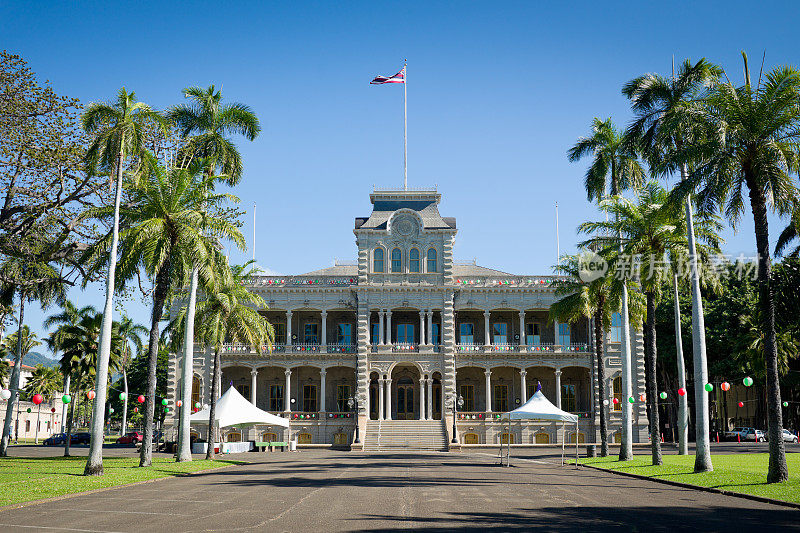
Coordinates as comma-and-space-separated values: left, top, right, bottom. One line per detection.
348, 395, 363, 444
447, 393, 463, 444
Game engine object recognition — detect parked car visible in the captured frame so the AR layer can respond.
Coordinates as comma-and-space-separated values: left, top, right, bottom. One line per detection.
116, 432, 144, 444
70, 432, 91, 445
780, 429, 799, 443
43, 433, 67, 446
725, 427, 765, 442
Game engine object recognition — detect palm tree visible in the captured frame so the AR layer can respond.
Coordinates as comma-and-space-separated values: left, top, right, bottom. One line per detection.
0, 360, 8, 386
168, 85, 260, 462
82, 160, 243, 467
81, 88, 166, 475
117, 316, 146, 435
775, 212, 800, 258
568, 117, 645, 461
23, 365, 62, 443
674, 54, 800, 482
59, 313, 124, 456
189, 261, 272, 460
622, 57, 722, 471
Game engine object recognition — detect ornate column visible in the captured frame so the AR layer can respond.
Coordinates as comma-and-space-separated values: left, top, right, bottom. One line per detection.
484, 310, 491, 346
385, 310, 393, 347
554, 319, 560, 347
385, 378, 393, 420
519, 311, 526, 347
555, 369, 562, 409
319, 368, 326, 413
321, 310, 327, 349
284, 368, 292, 412
426, 376, 433, 420
419, 377, 426, 419
485, 368, 492, 412
427, 310, 434, 345
378, 310, 385, 346
286, 311, 293, 348
250, 369, 258, 405
520, 369, 527, 403
419, 310, 426, 345
378, 377, 385, 420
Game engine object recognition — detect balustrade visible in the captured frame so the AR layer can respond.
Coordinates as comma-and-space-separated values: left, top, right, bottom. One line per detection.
392, 343, 419, 353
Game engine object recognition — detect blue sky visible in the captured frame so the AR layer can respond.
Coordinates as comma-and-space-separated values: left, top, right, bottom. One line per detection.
2, 1, 799, 345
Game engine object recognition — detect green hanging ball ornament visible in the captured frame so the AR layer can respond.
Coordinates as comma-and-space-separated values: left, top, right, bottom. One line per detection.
26, 408, 31, 413
628, 396, 635, 404
161, 398, 168, 406
743, 376, 754, 387
62, 394, 72, 404
783, 401, 789, 407
109, 407, 114, 414
194, 402, 201, 409
704, 383, 714, 392
164, 406, 169, 413
659, 392, 667, 400
119, 392, 127, 401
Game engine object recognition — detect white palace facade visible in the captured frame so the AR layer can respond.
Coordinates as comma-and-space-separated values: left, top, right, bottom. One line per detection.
167, 189, 647, 450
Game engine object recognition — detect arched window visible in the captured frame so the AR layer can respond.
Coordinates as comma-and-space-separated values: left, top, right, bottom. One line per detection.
373, 248, 384, 273
409, 248, 420, 272
391, 248, 402, 272
427, 248, 437, 272
612, 376, 622, 411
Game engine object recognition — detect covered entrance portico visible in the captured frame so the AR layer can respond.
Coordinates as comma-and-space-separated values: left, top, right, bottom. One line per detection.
391, 364, 421, 420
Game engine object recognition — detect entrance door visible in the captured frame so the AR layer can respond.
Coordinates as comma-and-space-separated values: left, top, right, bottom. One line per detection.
396, 378, 415, 419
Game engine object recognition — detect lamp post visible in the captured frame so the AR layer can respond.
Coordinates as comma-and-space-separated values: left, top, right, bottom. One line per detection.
446, 392, 464, 444
347, 394, 364, 444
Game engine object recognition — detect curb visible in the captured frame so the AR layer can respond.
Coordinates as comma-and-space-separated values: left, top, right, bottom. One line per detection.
579, 462, 800, 510
0, 460, 245, 513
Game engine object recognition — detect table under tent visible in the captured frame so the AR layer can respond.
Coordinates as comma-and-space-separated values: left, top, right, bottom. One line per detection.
500, 386, 580, 467
189, 386, 289, 454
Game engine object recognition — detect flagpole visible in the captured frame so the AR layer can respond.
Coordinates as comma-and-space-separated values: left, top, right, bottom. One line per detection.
403, 61, 408, 191
252, 202, 256, 262
555, 201, 560, 264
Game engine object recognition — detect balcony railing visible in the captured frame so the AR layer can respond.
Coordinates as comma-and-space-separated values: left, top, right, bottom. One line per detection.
245, 275, 357, 288
456, 412, 504, 421
489, 343, 518, 353
325, 412, 355, 419
326, 343, 356, 354
292, 343, 321, 353
392, 343, 419, 353
287, 412, 320, 420
457, 343, 483, 353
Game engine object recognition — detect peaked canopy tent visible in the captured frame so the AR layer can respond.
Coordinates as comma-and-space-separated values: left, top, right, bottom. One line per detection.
190, 386, 289, 453
500, 388, 580, 467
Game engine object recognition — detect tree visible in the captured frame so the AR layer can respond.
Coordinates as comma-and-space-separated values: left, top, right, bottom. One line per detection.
186, 261, 272, 460
623, 57, 722, 471
116, 315, 146, 435
568, 117, 645, 461
81, 159, 242, 467
23, 364, 62, 444
80, 88, 166, 475
674, 53, 800, 482
167, 85, 260, 462
0, 359, 8, 385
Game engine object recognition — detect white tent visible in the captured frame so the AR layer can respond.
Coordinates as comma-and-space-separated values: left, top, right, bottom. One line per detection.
190, 386, 289, 429
500, 389, 579, 467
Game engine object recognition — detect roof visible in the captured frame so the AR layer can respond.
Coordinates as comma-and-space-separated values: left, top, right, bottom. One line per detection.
299, 264, 358, 276
190, 386, 289, 428
356, 189, 456, 230
452, 264, 515, 277
502, 389, 579, 423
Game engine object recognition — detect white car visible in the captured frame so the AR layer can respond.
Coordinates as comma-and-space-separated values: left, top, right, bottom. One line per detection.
781, 429, 799, 443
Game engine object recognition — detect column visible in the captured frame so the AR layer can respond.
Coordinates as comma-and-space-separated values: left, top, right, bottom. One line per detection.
484, 310, 491, 346
519, 311, 526, 347
555, 369, 562, 409
286, 311, 293, 348
319, 368, 326, 413
378, 378, 385, 420
385, 378, 393, 420
321, 310, 327, 349
284, 368, 292, 412
485, 369, 492, 412
520, 369, 527, 403
418, 377, 426, 419
419, 310, 426, 345
385, 311, 393, 346
378, 310, 385, 346
554, 319, 560, 347
426, 376, 433, 420
250, 369, 258, 405
427, 311, 434, 346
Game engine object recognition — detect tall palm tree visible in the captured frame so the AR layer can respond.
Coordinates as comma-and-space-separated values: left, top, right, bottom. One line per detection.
775, 211, 800, 258
23, 365, 62, 443
0, 360, 8, 386
188, 261, 272, 460
116, 316, 146, 435
81, 88, 166, 475
623, 57, 722, 471
168, 85, 260, 462
59, 313, 124, 456
82, 159, 243, 467
675, 54, 800, 482
568, 117, 645, 461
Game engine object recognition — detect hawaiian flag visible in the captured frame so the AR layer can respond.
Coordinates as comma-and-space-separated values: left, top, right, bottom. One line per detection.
370, 67, 405, 84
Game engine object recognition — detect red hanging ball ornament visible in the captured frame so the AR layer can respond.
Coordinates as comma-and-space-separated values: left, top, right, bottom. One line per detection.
137, 395, 145, 404
133, 407, 138, 413
612, 397, 620, 405
721, 381, 731, 392
176, 400, 182, 408
677, 388, 686, 397
51, 407, 56, 413
738, 401, 744, 407
86, 390, 96, 400
32, 394, 43, 405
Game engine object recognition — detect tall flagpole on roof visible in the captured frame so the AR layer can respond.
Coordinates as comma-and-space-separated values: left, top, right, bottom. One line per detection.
252, 202, 256, 262
555, 201, 560, 265
403, 60, 408, 191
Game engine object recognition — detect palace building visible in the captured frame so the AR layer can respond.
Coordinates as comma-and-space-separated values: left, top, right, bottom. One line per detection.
167, 188, 648, 450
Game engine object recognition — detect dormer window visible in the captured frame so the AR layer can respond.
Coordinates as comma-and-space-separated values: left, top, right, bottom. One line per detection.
391, 248, 402, 273
427, 248, 437, 272
373, 248, 384, 273
409, 248, 420, 273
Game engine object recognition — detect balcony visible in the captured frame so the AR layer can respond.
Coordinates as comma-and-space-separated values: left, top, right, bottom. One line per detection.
392, 343, 419, 353
455, 342, 591, 355
456, 412, 504, 421
326, 343, 356, 354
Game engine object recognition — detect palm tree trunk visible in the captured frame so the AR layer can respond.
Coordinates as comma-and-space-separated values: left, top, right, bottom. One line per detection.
121, 368, 128, 436
64, 378, 79, 457
61, 374, 70, 429
85, 151, 125, 476
645, 291, 662, 465
177, 266, 199, 462
747, 180, 788, 483
0, 292, 25, 456
206, 346, 221, 461
139, 259, 172, 468
672, 273, 689, 454
594, 302, 608, 457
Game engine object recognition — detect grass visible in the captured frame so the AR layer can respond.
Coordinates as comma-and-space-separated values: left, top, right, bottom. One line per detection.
580, 453, 800, 504
0, 456, 242, 507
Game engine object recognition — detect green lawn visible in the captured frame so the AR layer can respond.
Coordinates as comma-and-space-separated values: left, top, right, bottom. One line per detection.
0, 456, 242, 507
580, 453, 800, 504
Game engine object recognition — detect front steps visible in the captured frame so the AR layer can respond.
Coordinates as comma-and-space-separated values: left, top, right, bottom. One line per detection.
362, 420, 449, 452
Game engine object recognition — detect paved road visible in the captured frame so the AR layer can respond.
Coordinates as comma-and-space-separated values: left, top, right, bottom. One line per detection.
1, 450, 798, 532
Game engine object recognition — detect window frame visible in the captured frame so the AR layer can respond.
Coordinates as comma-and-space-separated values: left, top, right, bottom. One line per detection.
303, 323, 319, 344
610, 312, 622, 343
492, 322, 508, 344
612, 376, 622, 411
459, 322, 474, 344
337, 323, 352, 344
558, 323, 571, 346
409, 248, 420, 273
493, 384, 509, 412
337, 385, 351, 411
269, 384, 284, 412
391, 248, 402, 273
426, 248, 437, 272
303, 384, 317, 412
460, 384, 475, 411
373, 247, 385, 273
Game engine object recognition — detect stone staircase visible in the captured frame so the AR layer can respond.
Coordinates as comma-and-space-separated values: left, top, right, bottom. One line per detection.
363, 420, 449, 452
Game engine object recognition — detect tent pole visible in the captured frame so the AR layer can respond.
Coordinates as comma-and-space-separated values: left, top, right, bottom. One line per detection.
575, 419, 579, 469
561, 422, 565, 466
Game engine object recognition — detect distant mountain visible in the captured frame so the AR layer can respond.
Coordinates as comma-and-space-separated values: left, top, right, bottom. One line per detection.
21, 351, 60, 369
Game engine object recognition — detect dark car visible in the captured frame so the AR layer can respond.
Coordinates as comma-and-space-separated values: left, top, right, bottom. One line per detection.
43, 433, 67, 446
116, 432, 144, 444
70, 432, 91, 445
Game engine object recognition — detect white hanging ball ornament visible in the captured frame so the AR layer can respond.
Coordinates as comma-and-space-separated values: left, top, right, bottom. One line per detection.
602, 399, 609, 406
203, 404, 209, 410
0, 389, 10, 400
